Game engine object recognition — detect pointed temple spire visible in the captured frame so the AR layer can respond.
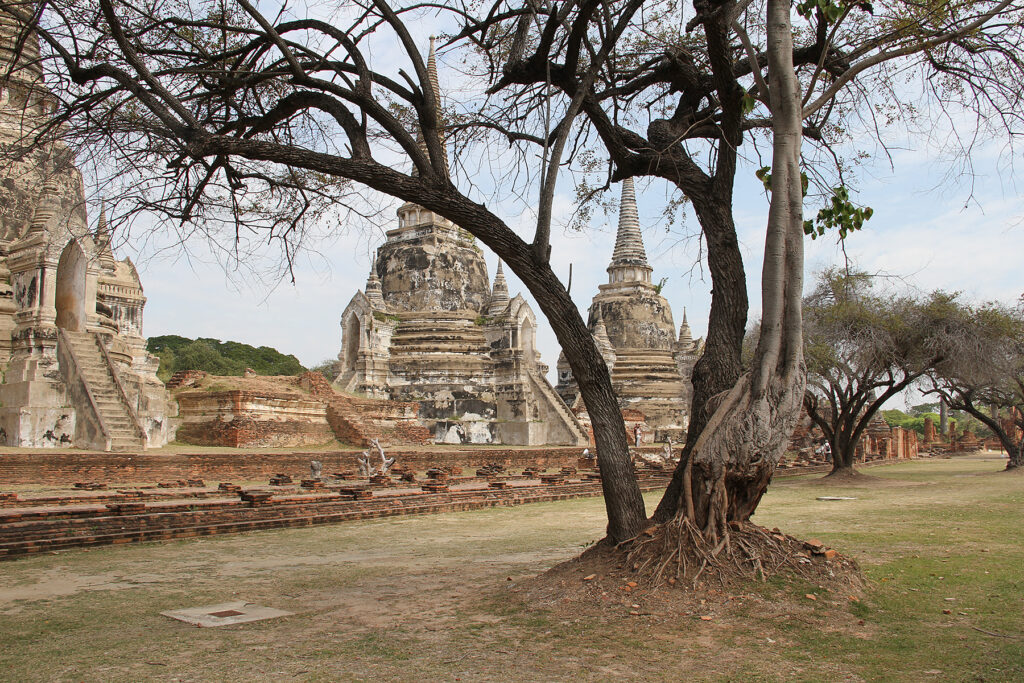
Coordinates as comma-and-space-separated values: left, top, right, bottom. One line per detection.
606, 178, 653, 285
96, 199, 108, 237
678, 307, 693, 345
95, 199, 116, 271
426, 36, 441, 112
610, 178, 648, 265
398, 38, 454, 232
409, 36, 448, 178
365, 250, 385, 306
486, 261, 510, 315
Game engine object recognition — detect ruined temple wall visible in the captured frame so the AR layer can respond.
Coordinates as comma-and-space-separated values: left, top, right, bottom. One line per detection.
175, 390, 334, 448
0, 445, 671, 486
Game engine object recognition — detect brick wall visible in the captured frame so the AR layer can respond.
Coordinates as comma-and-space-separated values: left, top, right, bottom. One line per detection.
0, 445, 667, 486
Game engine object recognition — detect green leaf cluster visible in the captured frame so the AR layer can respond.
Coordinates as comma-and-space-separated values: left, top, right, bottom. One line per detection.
796, 0, 874, 21
146, 335, 305, 381
804, 186, 873, 240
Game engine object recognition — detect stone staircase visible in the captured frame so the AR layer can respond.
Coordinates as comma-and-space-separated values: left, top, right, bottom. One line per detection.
325, 393, 433, 447
527, 371, 589, 446
61, 331, 147, 451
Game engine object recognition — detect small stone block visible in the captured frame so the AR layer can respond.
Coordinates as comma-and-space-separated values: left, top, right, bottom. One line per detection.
488, 481, 508, 489
161, 601, 293, 628
240, 491, 274, 506
422, 484, 449, 493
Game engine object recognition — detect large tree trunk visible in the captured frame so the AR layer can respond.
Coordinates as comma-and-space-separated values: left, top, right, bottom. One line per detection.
652, 196, 748, 524
495, 238, 647, 542
1007, 442, 1023, 470
830, 439, 858, 475
647, 0, 806, 541
650, 6, 749, 524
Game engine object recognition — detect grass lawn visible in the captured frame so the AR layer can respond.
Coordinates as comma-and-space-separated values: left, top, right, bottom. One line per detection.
0, 455, 1021, 681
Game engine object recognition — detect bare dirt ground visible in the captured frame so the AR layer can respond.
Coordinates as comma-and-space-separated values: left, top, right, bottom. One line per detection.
1, 454, 1021, 682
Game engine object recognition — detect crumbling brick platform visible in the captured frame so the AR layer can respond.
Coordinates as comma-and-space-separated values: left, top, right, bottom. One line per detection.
0, 473, 671, 559
0, 445, 670, 486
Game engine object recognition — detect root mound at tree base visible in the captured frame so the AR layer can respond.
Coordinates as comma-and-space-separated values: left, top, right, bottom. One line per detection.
525, 522, 862, 607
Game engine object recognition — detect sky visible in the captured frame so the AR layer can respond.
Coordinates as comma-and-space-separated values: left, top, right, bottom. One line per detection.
103, 10, 1024, 397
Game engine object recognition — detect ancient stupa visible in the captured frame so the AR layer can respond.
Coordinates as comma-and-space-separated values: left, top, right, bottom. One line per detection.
557, 178, 700, 440
0, 7, 170, 449
336, 41, 585, 446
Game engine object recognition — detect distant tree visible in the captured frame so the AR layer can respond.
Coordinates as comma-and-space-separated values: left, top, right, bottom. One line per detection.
174, 340, 238, 375
146, 335, 305, 377
926, 301, 1024, 470
803, 270, 953, 475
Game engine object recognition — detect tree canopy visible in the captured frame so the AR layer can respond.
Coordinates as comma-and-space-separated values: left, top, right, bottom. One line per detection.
147, 335, 306, 380
803, 269, 959, 473
926, 299, 1024, 468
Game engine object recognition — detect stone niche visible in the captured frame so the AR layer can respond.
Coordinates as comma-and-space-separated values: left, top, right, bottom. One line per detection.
175, 390, 334, 448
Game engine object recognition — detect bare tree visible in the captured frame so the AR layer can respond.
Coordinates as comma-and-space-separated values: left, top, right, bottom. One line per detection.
927, 300, 1024, 470
802, 269, 951, 475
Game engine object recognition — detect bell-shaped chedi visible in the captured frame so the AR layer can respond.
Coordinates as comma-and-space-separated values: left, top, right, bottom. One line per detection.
558, 178, 695, 440
336, 41, 585, 447
0, 5, 171, 450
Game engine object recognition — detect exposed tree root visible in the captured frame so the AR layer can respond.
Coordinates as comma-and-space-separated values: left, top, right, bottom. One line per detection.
623, 517, 860, 591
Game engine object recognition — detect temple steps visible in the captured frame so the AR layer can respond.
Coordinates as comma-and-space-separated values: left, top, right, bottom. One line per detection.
61, 331, 146, 451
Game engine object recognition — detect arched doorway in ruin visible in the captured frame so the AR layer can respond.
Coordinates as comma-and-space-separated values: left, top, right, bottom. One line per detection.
520, 317, 535, 363
342, 313, 362, 373
55, 239, 88, 331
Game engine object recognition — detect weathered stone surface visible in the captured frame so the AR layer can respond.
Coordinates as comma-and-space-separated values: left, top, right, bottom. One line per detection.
175, 389, 334, 448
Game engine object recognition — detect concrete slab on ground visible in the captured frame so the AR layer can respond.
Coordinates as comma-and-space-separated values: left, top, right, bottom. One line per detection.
160, 601, 293, 627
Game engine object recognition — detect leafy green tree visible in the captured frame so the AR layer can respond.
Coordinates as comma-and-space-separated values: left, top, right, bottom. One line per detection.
927, 301, 1024, 469
174, 340, 239, 375
146, 335, 305, 377
803, 270, 954, 474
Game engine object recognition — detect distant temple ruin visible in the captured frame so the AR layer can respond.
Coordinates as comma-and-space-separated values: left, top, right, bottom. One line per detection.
0, 9, 170, 450
335, 41, 586, 446
556, 179, 701, 441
